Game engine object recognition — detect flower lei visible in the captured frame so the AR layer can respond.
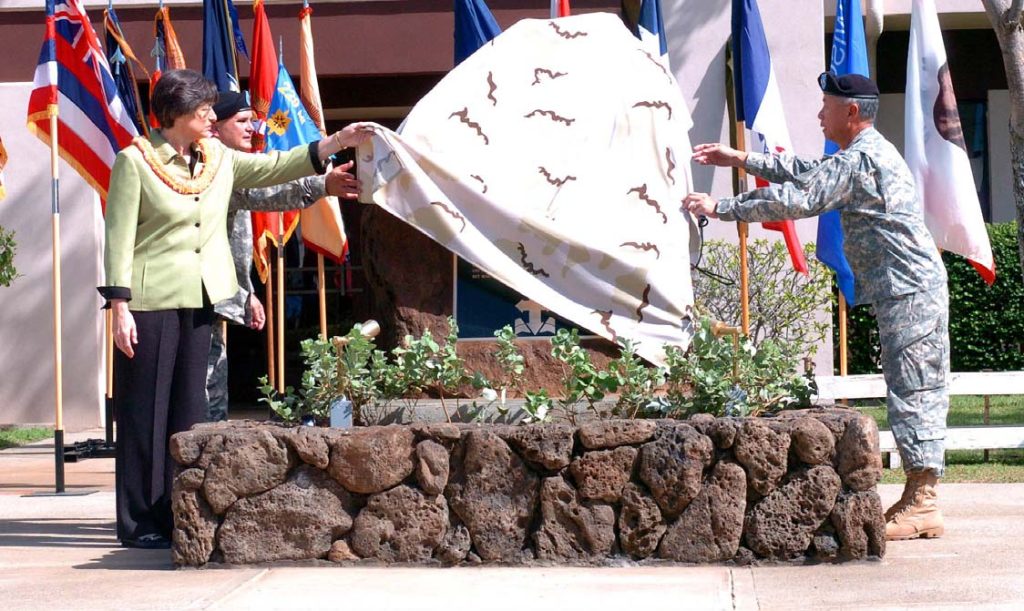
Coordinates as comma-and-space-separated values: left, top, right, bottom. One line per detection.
132, 136, 223, 195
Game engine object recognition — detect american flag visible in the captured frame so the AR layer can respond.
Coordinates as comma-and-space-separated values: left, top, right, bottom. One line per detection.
26, 0, 138, 206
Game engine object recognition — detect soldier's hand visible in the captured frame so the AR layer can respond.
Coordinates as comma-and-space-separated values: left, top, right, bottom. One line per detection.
683, 192, 719, 219
325, 161, 360, 200
692, 143, 747, 168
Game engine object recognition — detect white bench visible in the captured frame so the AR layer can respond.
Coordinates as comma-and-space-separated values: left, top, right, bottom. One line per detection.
815, 372, 1024, 469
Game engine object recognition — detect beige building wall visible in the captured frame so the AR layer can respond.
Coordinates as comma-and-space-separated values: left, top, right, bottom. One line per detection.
0, 83, 106, 431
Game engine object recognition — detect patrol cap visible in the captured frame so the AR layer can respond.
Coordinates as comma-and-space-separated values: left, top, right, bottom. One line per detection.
818, 71, 879, 99
212, 90, 252, 120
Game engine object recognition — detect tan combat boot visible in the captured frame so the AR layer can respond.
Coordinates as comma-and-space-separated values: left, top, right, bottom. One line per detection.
885, 469, 944, 540
883, 470, 917, 521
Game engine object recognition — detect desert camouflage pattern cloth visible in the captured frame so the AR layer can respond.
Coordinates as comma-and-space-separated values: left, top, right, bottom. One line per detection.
206, 176, 326, 422
358, 14, 701, 364
716, 125, 950, 475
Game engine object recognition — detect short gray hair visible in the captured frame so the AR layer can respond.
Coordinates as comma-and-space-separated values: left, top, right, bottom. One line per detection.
842, 96, 879, 122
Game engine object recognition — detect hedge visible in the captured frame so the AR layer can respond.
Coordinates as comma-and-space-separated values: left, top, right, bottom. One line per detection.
836, 222, 1024, 373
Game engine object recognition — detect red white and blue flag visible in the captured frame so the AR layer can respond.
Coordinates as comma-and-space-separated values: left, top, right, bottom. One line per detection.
731, 0, 808, 274
26, 0, 138, 206
551, 1, 570, 18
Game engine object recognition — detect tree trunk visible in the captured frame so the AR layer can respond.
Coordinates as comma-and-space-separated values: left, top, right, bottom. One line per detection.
983, 0, 1024, 281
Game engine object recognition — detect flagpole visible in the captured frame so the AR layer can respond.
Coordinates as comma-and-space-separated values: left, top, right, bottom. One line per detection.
105, 309, 114, 446
49, 111, 66, 494
276, 215, 285, 394
838, 293, 848, 376
724, 40, 751, 335
317, 256, 327, 339
735, 149, 751, 335
265, 262, 275, 389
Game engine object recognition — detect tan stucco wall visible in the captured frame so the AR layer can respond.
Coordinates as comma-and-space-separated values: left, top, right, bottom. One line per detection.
0, 83, 106, 431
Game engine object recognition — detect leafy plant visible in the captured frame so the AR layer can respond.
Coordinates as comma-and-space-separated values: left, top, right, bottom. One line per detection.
334, 323, 381, 425
493, 325, 526, 412
551, 328, 619, 420
522, 389, 553, 424
431, 318, 483, 422
258, 375, 303, 423
694, 239, 831, 360
391, 330, 437, 410
608, 339, 665, 418
298, 337, 342, 418
668, 317, 815, 417
0, 226, 19, 288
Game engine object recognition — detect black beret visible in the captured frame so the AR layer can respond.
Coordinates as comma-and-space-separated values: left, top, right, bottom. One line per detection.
818, 71, 879, 99
212, 90, 252, 121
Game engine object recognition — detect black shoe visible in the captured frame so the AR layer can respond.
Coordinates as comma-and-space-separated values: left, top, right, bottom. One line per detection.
121, 533, 171, 549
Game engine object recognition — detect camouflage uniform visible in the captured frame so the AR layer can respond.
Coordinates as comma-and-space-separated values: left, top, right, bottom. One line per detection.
206, 176, 327, 421
716, 127, 949, 475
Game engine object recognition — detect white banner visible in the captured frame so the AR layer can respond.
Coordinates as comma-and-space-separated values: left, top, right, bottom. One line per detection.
905, 0, 994, 282
358, 14, 699, 364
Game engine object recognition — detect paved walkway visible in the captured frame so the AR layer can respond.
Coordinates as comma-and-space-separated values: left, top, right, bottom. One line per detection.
1, 430, 1023, 610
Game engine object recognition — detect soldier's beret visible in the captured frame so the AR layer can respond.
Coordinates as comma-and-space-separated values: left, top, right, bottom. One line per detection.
818, 71, 879, 99
212, 90, 252, 121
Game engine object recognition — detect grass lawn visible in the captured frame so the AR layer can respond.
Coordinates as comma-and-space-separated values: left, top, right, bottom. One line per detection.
852, 395, 1024, 483
0, 426, 54, 450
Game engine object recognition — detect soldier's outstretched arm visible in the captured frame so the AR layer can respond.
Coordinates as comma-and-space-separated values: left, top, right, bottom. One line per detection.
230, 175, 327, 212
744, 151, 829, 184
715, 154, 860, 223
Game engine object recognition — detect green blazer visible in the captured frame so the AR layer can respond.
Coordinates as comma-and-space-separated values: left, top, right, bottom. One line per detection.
100, 131, 324, 311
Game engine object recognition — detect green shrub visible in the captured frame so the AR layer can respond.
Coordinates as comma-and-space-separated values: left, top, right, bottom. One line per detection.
694, 239, 831, 361
839, 222, 1024, 373
0, 226, 18, 288
657, 317, 815, 418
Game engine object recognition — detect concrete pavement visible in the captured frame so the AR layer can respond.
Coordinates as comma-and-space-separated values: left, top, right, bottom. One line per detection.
2, 430, 1023, 610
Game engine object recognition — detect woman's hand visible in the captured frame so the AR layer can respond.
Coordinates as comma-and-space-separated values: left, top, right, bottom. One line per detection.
319, 123, 375, 160
111, 300, 138, 358
692, 143, 747, 168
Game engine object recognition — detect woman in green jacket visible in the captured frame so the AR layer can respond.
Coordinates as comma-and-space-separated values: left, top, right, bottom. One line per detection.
98, 70, 371, 549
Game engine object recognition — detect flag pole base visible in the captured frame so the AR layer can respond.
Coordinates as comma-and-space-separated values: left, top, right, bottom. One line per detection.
61, 438, 116, 462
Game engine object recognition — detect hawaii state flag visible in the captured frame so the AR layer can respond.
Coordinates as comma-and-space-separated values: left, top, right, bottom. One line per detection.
905, 0, 994, 284
816, 0, 868, 304
26, 0, 138, 206
298, 3, 348, 264
251, 62, 320, 281
731, 0, 808, 275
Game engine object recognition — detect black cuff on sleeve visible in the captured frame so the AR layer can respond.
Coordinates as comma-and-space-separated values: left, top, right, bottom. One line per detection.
97, 286, 131, 309
309, 141, 327, 174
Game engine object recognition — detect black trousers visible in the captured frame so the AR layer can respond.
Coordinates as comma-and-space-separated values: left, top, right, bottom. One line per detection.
114, 305, 213, 541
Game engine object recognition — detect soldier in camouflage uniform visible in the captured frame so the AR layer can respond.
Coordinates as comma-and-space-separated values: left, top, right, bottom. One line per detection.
684, 72, 948, 541
206, 92, 360, 422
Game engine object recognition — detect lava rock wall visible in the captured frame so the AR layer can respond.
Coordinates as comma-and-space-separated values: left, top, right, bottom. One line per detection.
170, 408, 885, 567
